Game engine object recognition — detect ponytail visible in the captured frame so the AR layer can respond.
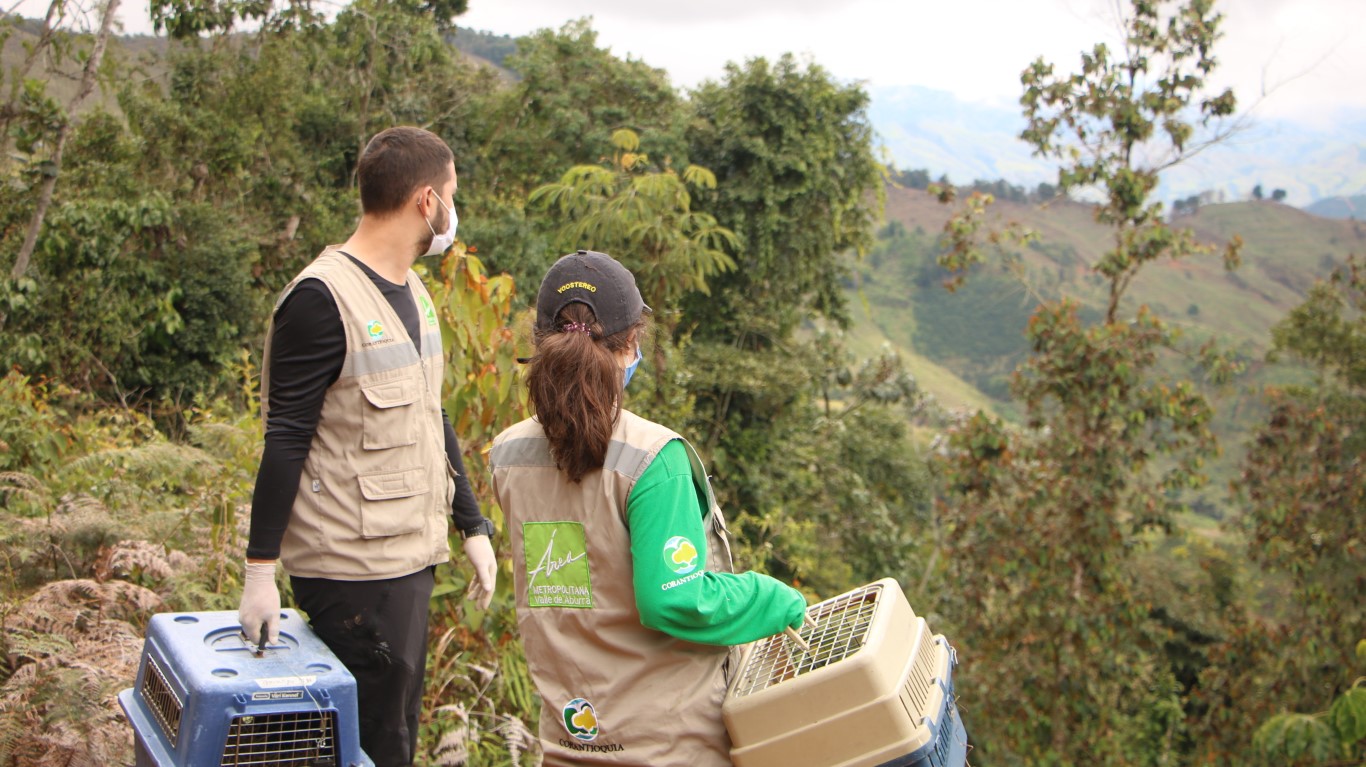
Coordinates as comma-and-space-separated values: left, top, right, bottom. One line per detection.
526, 302, 641, 482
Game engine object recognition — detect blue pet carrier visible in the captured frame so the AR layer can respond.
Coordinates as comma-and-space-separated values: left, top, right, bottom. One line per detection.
118, 609, 374, 767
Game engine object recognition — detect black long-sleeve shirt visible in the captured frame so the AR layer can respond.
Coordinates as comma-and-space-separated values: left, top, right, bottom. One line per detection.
245, 255, 484, 560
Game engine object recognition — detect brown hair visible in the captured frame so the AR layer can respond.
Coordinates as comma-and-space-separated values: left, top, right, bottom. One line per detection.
356, 126, 455, 216
526, 302, 643, 482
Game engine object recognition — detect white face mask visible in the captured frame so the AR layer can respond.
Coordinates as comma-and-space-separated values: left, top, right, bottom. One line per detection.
423, 191, 458, 257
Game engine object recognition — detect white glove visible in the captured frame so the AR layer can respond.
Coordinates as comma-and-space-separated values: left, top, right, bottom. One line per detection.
462, 535, 497, 611
239, 560, 281, 647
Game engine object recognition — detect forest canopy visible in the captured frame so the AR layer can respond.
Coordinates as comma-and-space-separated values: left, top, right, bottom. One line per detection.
0, 1, 1360, 766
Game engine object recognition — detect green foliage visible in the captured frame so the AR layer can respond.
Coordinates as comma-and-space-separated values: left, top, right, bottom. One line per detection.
1330, 686, 1366, 748
1018, 0, 1240, 321
1253, 713, 1339, 765
1246, 639, 1366, 766
672, 55, 922, 601
1269, 256, 1366, 389
929, 2, 1251, 763
0, 192, 258, 403
936, 306, 1219, 764
432, 248, 529, 507
0, 372, 73, 474
685, 53, 882, 341
421, 247, 541, 764
685, 331, 931, 598
464, 19, 685, 297
530, 128, 737, 313
1217, 258, 1366, 764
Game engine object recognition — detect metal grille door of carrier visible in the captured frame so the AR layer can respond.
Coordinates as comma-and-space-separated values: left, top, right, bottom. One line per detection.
222, 710, 339, 766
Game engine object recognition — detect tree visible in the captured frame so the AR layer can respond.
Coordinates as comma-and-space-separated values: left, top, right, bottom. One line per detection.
1018, 0, 1238, 323
1253, 183, 1264, 200
684, 54, 882, 344
1194, 257, 1366, 765
529, 129, 737, 328
933, 1, 1243, 762
460, 18, 685, 295
1272, 188, 1287, 202
672, 55, 928, 596
530, 128, 737, 413
681, 53, 882, 450
5, 0, 122, 281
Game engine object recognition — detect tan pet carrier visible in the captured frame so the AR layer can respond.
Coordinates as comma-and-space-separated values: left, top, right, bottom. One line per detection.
722, 578, 967, 767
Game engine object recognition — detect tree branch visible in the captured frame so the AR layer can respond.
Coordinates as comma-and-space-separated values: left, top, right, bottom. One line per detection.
11, 0, 121, 280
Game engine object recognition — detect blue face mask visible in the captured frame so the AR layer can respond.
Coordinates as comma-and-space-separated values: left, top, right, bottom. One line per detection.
623, 345, 642, 388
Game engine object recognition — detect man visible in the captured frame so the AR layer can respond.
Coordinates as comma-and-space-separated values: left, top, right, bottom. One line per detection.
237, 126, 497, 767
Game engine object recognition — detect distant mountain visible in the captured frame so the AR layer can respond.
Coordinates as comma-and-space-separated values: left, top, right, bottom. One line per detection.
868, 84, 1366, 210
451, 27, 518, 72
845, 186, 1366, 496
1305, 194, 1366, 219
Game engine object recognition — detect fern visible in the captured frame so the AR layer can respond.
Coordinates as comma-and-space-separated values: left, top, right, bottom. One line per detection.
54, 493, 108, 517
105, 539, 194, 585
0, 470, 52, 515
0, 712, 23, 766
496, 716, 536, 766
3, 628, 76, 665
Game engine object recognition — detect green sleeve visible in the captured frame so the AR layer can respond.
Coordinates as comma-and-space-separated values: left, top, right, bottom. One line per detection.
628, 439, 807, 646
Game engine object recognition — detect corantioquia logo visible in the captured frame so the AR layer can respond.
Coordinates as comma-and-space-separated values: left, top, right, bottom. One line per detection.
556, 281, 597, 294
663, 535, 698, 575
365, 320, 385, 340
562, 698, 599, 742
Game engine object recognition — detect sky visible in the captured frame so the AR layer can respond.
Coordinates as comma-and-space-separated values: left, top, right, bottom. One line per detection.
454, 0, 1366, 125
17, 0, 1362, 125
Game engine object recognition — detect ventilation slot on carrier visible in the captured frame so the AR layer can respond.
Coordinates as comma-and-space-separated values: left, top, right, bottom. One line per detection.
221, 710, 339, 766
140, 656, 182, 745
901, 624, 938, 717
931, 704, 958, 767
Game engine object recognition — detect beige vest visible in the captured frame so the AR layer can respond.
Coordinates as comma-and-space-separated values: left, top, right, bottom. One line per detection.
490, 410, 739, 767
262, 249, 453, 580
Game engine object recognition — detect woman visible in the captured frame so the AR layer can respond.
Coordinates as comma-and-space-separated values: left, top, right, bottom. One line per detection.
489, 250, 807, 766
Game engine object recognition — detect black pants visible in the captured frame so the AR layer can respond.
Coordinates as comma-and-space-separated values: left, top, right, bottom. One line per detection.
291, 567, 435, 767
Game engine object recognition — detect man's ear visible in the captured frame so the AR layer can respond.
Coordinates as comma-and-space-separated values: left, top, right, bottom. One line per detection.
413, 186, 433, 218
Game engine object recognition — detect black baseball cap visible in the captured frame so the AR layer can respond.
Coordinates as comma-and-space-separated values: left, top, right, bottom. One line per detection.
535, 250, 651, 337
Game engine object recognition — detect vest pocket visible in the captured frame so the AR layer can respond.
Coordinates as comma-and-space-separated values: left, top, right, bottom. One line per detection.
360, 376, 420, 449
357, 466, 429, 538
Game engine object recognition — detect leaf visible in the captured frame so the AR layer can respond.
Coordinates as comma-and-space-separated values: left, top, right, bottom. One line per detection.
1329, 687, 1366, 745
1254, 712, 1337, 763
431, 582, 460, 598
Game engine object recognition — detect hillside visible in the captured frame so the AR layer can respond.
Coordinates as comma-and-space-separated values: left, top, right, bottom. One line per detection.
1306, 194, 1366, 220
0, 20, 513, 113
848, 186, 1365, 508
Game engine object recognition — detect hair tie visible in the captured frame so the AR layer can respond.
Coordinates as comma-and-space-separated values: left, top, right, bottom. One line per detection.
561, 322, 592, 335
